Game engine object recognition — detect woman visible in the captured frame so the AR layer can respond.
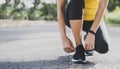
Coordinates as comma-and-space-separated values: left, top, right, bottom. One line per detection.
57, 0, 109, 63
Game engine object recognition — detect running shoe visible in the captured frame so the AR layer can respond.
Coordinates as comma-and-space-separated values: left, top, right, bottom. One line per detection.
72, 45, 86, 64
85, 50, 94, 56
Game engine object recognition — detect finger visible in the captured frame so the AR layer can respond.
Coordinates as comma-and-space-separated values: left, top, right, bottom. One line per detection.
90, 43, 94, 50
69, 48, 75, 52
88, 43, 92, 50
69, 46, 75, 52
85, 43, 88, 50
87, 43, 91, 50
90, 43, 93, 50
90, 42, 94, 50
64, 48, 68, 52
69, 47, 75, 53
92, 44, 95, 50
63, 48, 67, 52
87, 44, 90, 50
65, 46, 70, 52
66, 48, 72, 53
67, 43, 74, 52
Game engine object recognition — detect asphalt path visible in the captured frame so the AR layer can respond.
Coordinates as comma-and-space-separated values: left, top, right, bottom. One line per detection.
0, 23, 120, 69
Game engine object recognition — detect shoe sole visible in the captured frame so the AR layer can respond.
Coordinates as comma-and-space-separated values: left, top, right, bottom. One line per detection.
85, 53, 93, 56
72, 59, 86, 64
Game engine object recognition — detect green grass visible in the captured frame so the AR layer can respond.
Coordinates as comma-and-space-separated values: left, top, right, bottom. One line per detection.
105, 7, 120, 27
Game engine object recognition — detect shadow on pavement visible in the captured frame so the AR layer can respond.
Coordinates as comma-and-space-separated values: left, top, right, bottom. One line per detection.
69, 58, 95, 69
82, 61, 95, 69
0, 56, 71, 69
0, 55, 96, 69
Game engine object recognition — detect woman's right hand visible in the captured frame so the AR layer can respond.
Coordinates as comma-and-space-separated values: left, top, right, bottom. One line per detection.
61, 36, 75, 53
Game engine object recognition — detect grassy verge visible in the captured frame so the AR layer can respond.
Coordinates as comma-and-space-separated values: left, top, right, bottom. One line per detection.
105, 7, 120, 27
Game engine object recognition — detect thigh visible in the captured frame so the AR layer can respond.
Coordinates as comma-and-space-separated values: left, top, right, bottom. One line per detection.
65, 0, 84, 27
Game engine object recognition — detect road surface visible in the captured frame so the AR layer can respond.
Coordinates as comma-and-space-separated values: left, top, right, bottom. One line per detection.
0, 23, 120, 69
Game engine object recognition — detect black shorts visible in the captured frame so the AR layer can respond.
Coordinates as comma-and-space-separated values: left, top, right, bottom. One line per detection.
65, 0, 84, 20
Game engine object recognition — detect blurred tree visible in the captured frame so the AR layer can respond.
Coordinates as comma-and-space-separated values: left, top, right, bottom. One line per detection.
40, 3, 57, 20
11, 0, 22, 19
27, 0, 41, 20
0, 0, 12, 19
5, 0, 11, 6
107, 0, 120, 12
11, 0, 26, 19
0, 4, 6, 18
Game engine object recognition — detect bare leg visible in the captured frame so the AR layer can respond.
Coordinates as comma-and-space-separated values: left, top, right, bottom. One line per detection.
70, 20, 86, 63
70, 20, 83, 46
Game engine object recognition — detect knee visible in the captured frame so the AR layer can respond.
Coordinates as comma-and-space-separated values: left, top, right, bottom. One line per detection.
95, 41, 109, 54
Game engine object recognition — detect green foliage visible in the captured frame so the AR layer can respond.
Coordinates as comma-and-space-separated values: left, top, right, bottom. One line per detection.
0, 4, 6, 14
5, 0, 11, 6
27, 0, 41, 20
0, 0, 58, 20
0, 0, 12, 19
33, 0, 41, 8
11, 0, 26, 19
40, 3, 57, 20
107, 0, 120, 12
105, 7, 120, 24
0, 0, 117, 21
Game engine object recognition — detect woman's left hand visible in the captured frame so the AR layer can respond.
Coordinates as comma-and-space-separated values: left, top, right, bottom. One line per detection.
85, 33, 95, 50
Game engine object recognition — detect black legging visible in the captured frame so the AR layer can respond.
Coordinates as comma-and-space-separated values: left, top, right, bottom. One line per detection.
83, 21, 109, 53
64, 0, 84, 21
65, 21, 109, 54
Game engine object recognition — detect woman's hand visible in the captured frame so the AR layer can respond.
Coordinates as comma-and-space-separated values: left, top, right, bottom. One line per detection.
61, 36, 75, 53
85, 33, 95, 50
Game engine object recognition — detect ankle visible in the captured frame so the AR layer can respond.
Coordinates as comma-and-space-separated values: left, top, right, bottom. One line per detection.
76, 43, 82, 47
